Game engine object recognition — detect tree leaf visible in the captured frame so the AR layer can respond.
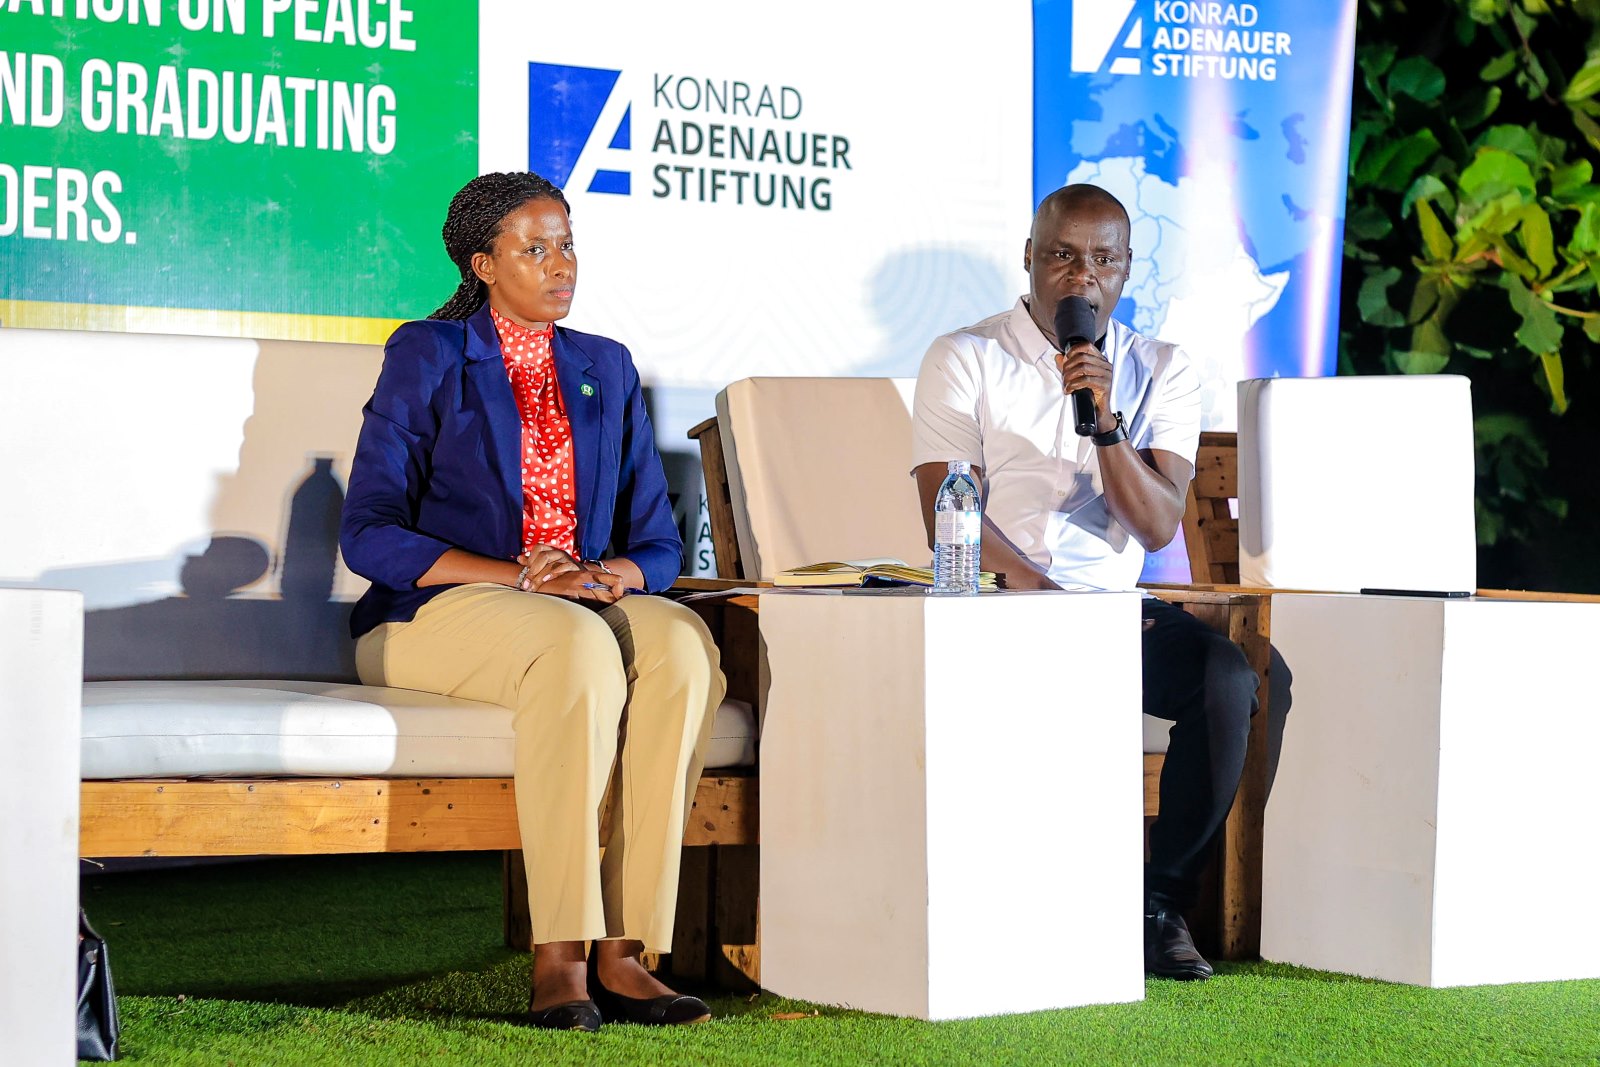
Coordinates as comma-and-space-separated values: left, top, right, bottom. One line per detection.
1539, 351, 1569, 412
1509, 283, 1564, 353
1360, 41, 1399, 80
1401, 174, 1454, 219
1395, 350, 1451, 373
1489, 234, 1538, 279
1416, 199, 1455, 260
1478, 124, 1540, 164
1407, 275, 1443, 324
1563, 57, 1600, 101
1373, 130, 1444, 192
1476, 500, 1503, 546
1451, 85, 1503, 129
1358, 267, 1407, 327
1389, 56, 1447, 102
1475, 411, 1542, 450
1550, 159, 1594, 197
1347, 203, 1394, 240
1458, 147, 1537, 203
1409, 315, 1452, 358
1571, 202, 1600, 254
1480, 50, 1518, 81
1518, 203, 1557, 276
1572, 107, 1600, 152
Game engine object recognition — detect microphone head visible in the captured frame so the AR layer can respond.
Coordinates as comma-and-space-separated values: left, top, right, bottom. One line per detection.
1053, 295, 1098, 350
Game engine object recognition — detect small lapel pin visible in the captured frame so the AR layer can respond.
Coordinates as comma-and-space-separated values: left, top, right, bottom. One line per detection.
580, 383, 595, 397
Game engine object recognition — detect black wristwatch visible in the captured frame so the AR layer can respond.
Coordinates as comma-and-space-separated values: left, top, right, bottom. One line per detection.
1091, 411, 1128, 447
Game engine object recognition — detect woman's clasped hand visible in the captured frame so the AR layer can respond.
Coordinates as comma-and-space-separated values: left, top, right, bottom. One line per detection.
516, 547, 629, 602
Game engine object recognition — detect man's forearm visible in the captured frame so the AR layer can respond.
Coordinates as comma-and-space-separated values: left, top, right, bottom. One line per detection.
980, 517, 1058, 590
1096, 442, 1186, 551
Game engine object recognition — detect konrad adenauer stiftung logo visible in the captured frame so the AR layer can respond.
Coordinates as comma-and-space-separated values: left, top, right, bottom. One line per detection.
527, 62, 851, 211
1070, 1, 1294, 81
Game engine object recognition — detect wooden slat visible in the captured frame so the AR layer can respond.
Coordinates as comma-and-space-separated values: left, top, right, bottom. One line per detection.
1191, 435, 1238, 499
711, 844, 760, 990
503, 849, 532, 951
1219, 595, 1270, 960
687, 417, 744, 579
1474, 588, 1600, 603
668, 846, 712, 978
1182, 431, 1240, 585
82, 774, 757, 858
1143, 753, 1162, 815
1202, 515, 1240, 564
683, 774, 757, 846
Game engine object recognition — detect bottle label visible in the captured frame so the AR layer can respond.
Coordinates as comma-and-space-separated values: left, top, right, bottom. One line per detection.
936, 510, 981, 547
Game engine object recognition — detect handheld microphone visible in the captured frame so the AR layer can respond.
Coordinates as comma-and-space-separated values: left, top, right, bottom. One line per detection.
1054, 296, 1101, 437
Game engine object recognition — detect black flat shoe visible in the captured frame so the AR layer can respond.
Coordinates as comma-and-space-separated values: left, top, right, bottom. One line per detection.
587, 947, 712, 1025
1144, 898, 1215, 981
526, 998, 603, 1032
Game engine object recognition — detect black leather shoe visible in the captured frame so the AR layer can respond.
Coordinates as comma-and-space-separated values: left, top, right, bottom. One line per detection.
587, 948, 712, 1025
1144, 900, 1215, 981
526, 998, 603, 1032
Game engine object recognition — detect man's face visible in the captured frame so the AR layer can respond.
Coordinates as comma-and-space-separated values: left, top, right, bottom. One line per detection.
1023, 200, 1131, 346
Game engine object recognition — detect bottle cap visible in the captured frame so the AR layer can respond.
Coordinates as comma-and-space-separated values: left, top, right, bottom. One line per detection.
948, 459, 971, 474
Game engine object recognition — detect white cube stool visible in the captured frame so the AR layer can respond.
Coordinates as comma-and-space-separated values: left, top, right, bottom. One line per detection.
1237, 375, 1476, 593
1262, 592, 1600, 986
1, 589, 84, 1064
759, 589, 1145, 1019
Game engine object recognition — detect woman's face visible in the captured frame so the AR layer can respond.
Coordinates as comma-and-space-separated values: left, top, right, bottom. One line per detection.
471, 198, 576, 329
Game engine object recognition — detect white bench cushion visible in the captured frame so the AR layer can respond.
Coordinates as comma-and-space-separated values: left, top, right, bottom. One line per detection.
1237, 375, 1476, 593
81, 680, 756, 779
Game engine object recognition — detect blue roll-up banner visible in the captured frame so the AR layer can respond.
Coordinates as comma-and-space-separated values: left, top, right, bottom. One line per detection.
1033, 0, 1359, 579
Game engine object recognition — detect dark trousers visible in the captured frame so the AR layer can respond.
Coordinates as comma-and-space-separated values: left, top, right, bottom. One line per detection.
1141, 597, 1293, 908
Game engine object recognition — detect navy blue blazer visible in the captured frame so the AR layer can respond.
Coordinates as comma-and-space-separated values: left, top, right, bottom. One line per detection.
340, 303, 683, 638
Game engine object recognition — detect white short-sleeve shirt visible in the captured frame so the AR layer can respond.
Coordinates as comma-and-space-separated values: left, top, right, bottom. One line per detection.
911, 298, 1201, 592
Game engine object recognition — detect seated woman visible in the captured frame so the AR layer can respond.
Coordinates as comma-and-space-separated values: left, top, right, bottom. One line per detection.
340, 171, 726, 1032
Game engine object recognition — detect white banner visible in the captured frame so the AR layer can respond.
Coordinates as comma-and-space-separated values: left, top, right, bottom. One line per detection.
479, 0, 1035, 388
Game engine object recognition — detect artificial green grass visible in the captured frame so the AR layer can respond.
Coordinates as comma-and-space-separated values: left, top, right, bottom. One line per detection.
83, 853, 1600, 1066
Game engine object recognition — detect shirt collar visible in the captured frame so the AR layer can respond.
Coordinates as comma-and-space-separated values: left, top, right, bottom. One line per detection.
488, 306, 555, 352
1012, 296, 1121, 366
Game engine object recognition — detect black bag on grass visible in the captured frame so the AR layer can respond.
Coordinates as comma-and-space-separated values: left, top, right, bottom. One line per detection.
78, 909, 120, 1061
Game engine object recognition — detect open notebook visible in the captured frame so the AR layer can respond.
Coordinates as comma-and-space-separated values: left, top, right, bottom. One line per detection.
774, 558, 999, 590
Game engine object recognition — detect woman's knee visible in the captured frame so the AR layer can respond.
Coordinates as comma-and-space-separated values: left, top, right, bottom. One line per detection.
514, 606, 627, 710
623, 598, 722, 681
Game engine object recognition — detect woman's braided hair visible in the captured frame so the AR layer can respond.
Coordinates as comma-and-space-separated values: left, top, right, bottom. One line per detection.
428, 171, 571, 320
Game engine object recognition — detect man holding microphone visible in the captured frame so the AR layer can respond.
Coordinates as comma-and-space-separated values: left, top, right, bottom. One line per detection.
910, 183, 1291, 981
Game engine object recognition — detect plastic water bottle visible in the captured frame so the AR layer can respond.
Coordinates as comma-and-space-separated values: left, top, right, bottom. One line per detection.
933, 460, 982, 595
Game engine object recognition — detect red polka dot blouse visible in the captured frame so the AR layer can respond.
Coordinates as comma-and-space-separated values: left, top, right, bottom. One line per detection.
490, 307, 578, 556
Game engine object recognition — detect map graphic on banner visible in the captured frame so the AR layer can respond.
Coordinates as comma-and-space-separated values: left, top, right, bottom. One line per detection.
1035, 0, 1357, 430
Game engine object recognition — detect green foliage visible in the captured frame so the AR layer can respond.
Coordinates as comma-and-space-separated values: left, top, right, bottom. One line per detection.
1346, 0, 1600, 554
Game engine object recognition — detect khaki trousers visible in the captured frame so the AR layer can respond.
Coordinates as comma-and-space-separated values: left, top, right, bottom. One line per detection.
356, 584, 725, 951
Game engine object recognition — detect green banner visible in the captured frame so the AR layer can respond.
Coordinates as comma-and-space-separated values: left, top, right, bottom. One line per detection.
1, 0, 477, 339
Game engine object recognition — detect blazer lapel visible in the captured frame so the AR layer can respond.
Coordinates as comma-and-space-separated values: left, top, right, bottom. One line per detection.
553, 328, 601, 550
463, 306, 523, 554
